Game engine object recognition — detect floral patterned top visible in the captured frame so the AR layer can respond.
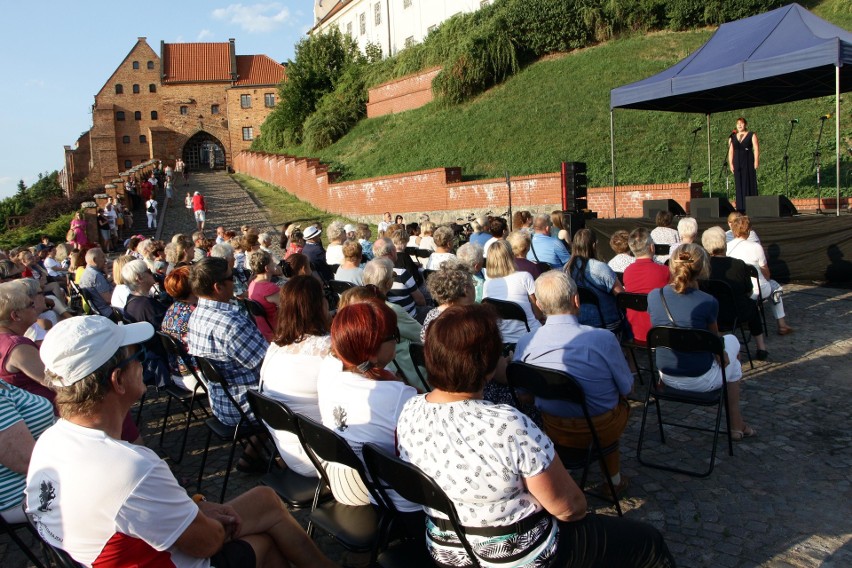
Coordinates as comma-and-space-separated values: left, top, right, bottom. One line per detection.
161, 301, 195, 375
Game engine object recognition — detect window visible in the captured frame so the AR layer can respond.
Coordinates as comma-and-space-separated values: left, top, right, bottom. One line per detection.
134, 111, 141, 120
240, 94, 251, 108
403, 0, 412, 7
132, 61, 139, 70
122, 135, 130, 144
132, 84, 140, 94
125, 160, 133, 169
115, 84, 123, 94
242, 127, 253, 141
359, 13, 366, 35
116, 111, 125, 121
139, 135, 147, 143
404, 36, 415, 48
149, 84, 156, 93
374, 3, 381, 25
264, 93, 275, 108
180, 106, 188, 115
346, 22, 352, 36
150, 110, 158, 120
147, 61, 154, 70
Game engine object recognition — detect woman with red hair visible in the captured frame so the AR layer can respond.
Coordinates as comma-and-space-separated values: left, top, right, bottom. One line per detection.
316, 299, 419, 512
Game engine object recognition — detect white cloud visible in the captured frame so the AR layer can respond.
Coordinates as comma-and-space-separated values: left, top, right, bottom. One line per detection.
197, 29, 213, 40
212, 3, 291, 33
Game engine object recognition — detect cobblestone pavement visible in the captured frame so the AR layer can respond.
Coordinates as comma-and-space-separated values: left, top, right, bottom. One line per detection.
2, 174, 850, 567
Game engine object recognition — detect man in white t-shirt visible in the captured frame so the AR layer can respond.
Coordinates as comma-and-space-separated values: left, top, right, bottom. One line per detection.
26, 316, 337, 568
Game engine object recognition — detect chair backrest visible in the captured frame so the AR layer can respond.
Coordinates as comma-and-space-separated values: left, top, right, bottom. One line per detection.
616, 291, 648, 313
328, 280, 356, 295
535, 262, 552, 274
577, 287, 606, 328
156, 331, 207, 388
362, 443, 481, 567
697, 279, 739, 332
482, 298, 531, 332
654, 244, 671, 255
194, 356, 254, 424
243, 298, 268, 318
646, 326, 724, 358
246, 390, 300, 437
415, 249, 433, 259
44, 544, 85, 568
743, 264, 764, 299
407, 343, 430, 391
506, 362, 589, 418
422, 269, 436, 283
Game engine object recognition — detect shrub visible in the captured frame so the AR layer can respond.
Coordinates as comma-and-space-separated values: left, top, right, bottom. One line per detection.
303, 65, 368, 150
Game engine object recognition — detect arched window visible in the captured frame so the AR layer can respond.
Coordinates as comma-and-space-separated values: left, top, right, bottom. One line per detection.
134, 111, 142, 120
151, 111, 158, 120
132, 61, 140, 70
147, 61, 154, 70
149, 84, 156, 93
132, 84, 140, 94
115, 84, 123, 94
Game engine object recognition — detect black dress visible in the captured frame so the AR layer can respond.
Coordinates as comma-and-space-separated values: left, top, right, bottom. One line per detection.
731, 131, 758, 212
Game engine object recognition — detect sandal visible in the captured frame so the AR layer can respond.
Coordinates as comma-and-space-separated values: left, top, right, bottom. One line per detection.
731, 424, 757, 441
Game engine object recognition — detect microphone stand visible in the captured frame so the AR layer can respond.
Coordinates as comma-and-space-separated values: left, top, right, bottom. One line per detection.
781, 121, 796, 198
686, 128, 700, 183
812, 117, 827, 214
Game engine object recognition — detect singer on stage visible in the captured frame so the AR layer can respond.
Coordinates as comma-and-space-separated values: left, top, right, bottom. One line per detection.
728, 117, 760, 212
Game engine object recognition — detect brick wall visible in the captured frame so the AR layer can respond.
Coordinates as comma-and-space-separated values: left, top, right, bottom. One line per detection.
234, 151, 706, 223
366, 67, 442, 118
226, 87, 279, 156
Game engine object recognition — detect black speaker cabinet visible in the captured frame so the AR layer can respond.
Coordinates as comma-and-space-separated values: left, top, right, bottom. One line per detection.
690, 197, 736, 219
745, 195, 797, 217
643, 199, 686, 220
560, 162, 587, 211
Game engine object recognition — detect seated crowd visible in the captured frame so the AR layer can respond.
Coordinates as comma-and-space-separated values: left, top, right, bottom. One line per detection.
0, 208, 791, 567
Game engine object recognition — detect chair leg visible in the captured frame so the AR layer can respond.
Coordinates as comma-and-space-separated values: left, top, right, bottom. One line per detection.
219, 436, 242, 503
653, 397, 665, 444
196, 428, 214, 494
158, 393, 175, 447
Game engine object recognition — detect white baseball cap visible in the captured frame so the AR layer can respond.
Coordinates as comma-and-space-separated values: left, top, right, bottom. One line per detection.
40, 316, 155, 387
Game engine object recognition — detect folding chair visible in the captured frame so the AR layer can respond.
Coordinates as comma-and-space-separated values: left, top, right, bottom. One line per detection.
482, 297, 530, 351
407, 343, 430, 392
745, 264, 768, 332
421, 269, 436, 283
194, 356, 267, 502
535, 262, 552, 274
241, 298, 273, 331
577, 287, 606, 329
42, 544, 84, 568
295, 415, 390, 564
506, 362, 623, 516
636, 326, 734, 478
616, 291, 651, 385
362, 443, 480, 568
414, 249, 432, 260
156, 332, 210, 462
1, 515, 47, 568
699, 279, 754, 369
245, 391, 331, 509
328, 279, 356, 296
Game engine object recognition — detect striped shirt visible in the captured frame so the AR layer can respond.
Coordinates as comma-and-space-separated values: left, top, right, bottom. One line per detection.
0, 384, 54, 511
387, 267, 417, 317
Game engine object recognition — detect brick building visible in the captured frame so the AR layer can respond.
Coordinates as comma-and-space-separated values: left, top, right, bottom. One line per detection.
61, 37, 285, 194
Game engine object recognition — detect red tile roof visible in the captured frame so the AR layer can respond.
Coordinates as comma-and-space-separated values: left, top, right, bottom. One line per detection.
163, 42, 232, 83
234, 55, 286, 86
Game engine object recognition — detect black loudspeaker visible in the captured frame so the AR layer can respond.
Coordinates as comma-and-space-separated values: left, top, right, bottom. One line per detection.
689, 197, 736, 219
745, 195, 798, 217
560, 210, 597, 240
561, 162, 587, 211
643, 199, 686, 220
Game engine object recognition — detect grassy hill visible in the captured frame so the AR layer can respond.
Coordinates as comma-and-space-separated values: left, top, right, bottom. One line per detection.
274, 1, 852, 199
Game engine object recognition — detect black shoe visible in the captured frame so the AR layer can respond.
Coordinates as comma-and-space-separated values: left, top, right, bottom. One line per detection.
755, 349, 768, 361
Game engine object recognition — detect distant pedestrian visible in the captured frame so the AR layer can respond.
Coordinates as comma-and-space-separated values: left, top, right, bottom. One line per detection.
164, 177, 174, 205
192, 191, 206, 231
145, 197, 158, 229
184, 192, 192, 215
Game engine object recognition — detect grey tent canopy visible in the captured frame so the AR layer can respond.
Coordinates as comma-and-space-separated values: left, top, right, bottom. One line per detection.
610, 3, 852, 113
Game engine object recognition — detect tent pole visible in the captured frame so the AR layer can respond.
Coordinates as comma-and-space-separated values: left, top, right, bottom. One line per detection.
706, 113, 712, 197
610, 110, 617, 218
836, 66, 841, 216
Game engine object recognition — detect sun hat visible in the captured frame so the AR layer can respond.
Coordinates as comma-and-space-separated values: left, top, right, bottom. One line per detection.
303, 226, 322, 241
40, 316, 154, 387
344, 224, 356, 233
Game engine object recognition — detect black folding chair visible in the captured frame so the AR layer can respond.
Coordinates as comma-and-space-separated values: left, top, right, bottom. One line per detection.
156, 332, 211, 462
245, 391, 331, 509
577, 287, 607, 329
745, 264, 768, 332
328, 279, 356, 296
506, 362, 623, 515
295, 415, 390, 564
616, 291, 651, 385
482, 297, 530, 351
699, 279, 754, 369
194, 356, 267, 502
421, 269, 436, 283
408, 343, 430, 392
362, 443, 481, 568
535, 262, 552, 274
242, 298, 273, 331
1, 515, 47, 568
636, 326, 734, 478
414, 249, 433, 260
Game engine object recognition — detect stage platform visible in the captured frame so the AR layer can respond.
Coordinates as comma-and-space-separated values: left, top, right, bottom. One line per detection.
588, 213, 852, 285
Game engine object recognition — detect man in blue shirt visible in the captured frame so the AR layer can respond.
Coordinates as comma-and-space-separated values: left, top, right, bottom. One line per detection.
526, 214, 571, 269
514, 270, 633, 495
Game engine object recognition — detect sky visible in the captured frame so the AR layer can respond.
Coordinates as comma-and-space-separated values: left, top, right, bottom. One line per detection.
0, 1, 315, 199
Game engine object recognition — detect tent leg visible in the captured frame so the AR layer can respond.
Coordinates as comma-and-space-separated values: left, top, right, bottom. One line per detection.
706, 113, 712, 197
836, 66, 841, 216
610, 111, 617, 218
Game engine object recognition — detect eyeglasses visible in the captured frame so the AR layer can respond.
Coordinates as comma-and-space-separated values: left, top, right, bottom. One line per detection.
384, 327, 401, 344
117, 346, 147, 369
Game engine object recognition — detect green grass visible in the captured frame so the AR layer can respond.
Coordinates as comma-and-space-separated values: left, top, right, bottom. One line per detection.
231, 174, 360, 245
268, 1, 852, 199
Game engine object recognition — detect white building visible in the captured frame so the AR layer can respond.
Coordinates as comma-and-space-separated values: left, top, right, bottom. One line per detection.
311, 0, 490, 58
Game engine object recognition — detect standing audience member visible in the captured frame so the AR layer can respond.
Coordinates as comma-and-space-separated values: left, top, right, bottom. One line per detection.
26, 316, 337, 568
69, 212, 89, 249
145, 196, 158, 230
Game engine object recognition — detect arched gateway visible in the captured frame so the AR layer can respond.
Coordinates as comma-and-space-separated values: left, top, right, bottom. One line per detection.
182, 131, 226, 171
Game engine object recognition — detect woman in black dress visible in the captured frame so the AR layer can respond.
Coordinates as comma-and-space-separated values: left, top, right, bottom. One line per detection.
728, 117, 760, 212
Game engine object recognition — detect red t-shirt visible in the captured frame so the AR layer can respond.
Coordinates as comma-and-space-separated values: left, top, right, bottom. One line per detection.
622, 258, 670, 342
191, 194, 205, 212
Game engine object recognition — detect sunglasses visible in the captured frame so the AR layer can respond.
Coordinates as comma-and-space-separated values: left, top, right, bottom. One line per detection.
117, 346, 147, 369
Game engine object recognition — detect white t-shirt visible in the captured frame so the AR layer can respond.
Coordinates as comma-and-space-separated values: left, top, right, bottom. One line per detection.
483, 271, 542, 342
26, 420, 205, 568
727, 238, 768, 291
111, 284, 131, 309
44, 257, 64, 277
316, 357, 418, 511
146, 199, 158, 213
325, 244, 344, 266
423, 252, 457, 271
418, 236, 435, 251
259, 336, 331, 477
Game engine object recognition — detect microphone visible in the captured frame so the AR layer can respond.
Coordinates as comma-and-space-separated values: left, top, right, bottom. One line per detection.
790, 119, 799, 124
691, 126, 702, 134
820, 114, 831, 120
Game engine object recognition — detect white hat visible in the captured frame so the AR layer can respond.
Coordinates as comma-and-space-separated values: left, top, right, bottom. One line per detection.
303, 226, 322, 241
344, 224, 356, 233
40, 316, 155, 387
194, 191, 200, 195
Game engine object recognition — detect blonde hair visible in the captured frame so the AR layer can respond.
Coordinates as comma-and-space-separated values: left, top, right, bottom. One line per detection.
506, 230, 531, 257
668, 243, 709, 294
485, 240, 516, 279
112, 255, 134, 285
